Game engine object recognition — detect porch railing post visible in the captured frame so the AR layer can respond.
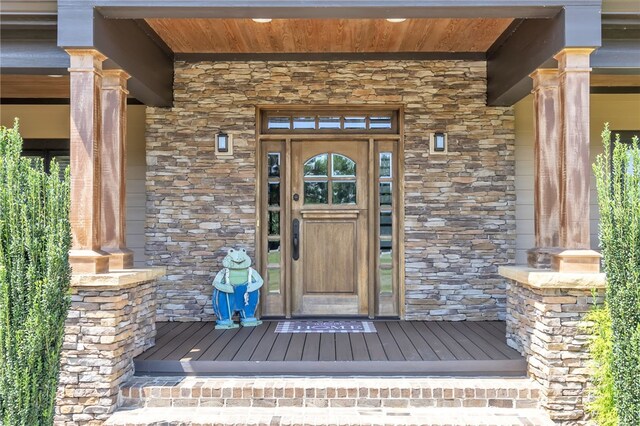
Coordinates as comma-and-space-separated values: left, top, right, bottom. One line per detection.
101, 69, 134, 269
66, 49, 110, 274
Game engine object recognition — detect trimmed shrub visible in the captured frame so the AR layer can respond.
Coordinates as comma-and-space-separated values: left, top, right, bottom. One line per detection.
0, 121, 71, 426
593, 124, 640, 425
585, 302, 617, 426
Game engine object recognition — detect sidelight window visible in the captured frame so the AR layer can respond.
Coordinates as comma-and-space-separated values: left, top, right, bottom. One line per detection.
378, 151, 394, 295
266, 151, 283, 294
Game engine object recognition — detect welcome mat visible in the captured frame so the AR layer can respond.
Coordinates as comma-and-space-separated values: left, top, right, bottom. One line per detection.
275, 320, 377, 333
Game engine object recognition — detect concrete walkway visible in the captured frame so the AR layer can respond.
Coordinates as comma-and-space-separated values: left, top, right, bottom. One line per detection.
106, 406, 554, 425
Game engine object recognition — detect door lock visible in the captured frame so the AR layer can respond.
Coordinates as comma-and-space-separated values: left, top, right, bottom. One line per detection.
293, 193, 300, 202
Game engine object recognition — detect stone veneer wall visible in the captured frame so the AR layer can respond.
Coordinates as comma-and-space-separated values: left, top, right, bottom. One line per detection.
146, 60, 516, 321
506, 280, 603, 424
56, 279, 157, 425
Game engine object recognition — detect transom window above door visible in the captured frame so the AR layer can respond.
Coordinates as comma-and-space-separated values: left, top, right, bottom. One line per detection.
262, 109, 399, 134
303, 153, 357, 205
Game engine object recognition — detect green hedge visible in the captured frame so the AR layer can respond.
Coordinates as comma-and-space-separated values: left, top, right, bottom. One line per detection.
585, 302, 617, 426
0, 121, 72, 426
593, 124, 640, 425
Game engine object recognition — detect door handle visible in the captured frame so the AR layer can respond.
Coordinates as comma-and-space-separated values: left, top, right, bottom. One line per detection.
292, 219, 300, 261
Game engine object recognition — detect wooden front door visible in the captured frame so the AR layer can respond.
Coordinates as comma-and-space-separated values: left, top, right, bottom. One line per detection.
291, 141, 369, 316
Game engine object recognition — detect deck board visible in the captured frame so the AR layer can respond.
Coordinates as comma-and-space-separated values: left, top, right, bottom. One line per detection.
268, 333, 292, 361
216, 326, 254, 361
398, 321, 437, 361
411, 322, 456, 361
163, 322, 212, 361
302, 333, 321, 361
319, 334, 336, 361
349, 333, 370, 361
464, 322, 520, 359
233, 323, 270, 361
284, 334, 305, 361
150, 323, 206, 361
197, 327, 240, 361
484, 321, 508, 339
135, 320, 526, 376
155, 322, 171, 337
249, 322, 278, 361
185, 328, 224, 360
440, 322, 491, 359
137, 322, 192, 361
387, 321, 422, 361
363, 331, 390, 361
376, 322, 405, 361
428, 322, 474, 360
450, 322, 504, 360
335, 333, 353, 361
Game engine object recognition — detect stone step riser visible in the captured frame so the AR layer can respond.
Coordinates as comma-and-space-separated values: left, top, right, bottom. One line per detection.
119, 378, 540, 410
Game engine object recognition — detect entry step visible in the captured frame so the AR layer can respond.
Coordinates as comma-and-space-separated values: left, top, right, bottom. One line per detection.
105, 406, 554, 426
118, 376, 540, 410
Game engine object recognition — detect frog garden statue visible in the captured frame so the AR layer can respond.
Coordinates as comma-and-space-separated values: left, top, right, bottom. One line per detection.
212, 248, 263, 329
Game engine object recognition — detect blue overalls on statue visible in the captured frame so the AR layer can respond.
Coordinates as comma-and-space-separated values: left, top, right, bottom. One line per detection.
212, 264, 262, 329
212, 283, 261, 327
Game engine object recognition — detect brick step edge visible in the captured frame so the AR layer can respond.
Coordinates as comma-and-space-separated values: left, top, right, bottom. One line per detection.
119, 377, 540, 410
105, 406, 555, 426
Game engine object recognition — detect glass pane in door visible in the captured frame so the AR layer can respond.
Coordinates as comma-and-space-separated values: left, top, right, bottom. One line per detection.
332, 154, 356, 177
332, 181, 357, 204
268, 182, 280, 206
304, 181, 328, 204
304, 154, 328, 176
379, 152, 392, 178
268, 153, 280, 177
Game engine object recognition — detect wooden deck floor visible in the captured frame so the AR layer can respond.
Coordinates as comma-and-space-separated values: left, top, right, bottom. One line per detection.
134, 321, 526, 376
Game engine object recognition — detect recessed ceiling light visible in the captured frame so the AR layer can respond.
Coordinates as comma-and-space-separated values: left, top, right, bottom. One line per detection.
386, 18, 407, 23
252, 18, 272, 23
47, 74, 64, 78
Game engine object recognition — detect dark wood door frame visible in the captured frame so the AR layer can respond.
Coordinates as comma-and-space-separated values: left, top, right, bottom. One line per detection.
256, 105, 405, 319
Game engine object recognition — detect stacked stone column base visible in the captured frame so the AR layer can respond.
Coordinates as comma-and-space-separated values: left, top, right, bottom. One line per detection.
500, 266, 606, 424
55, 268, 164, 425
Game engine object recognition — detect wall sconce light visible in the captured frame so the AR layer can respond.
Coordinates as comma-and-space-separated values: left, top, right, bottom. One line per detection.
216, 132, 233, 156
430, 132, 448, 154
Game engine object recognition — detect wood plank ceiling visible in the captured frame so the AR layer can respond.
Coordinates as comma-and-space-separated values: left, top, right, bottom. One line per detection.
145, 18, 514, 53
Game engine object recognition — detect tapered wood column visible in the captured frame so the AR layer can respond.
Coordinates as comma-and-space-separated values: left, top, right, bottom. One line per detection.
67, 49, 110, 274
528, 69, 562, 268
101, 70, 134, 269
553, 48, 600, 272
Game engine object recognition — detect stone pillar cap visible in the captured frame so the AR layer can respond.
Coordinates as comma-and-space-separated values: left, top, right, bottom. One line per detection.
552, 249, 602, 258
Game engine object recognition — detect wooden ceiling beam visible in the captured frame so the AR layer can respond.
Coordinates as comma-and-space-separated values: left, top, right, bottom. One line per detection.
57, 10, 174, 107
92, 14, 174, 106
0, 28, 69, 75
74, 1, 599, 19
487, 6, 601, 106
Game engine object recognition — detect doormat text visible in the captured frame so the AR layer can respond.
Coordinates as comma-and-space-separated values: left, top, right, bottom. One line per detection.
275, 320, 377, 333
